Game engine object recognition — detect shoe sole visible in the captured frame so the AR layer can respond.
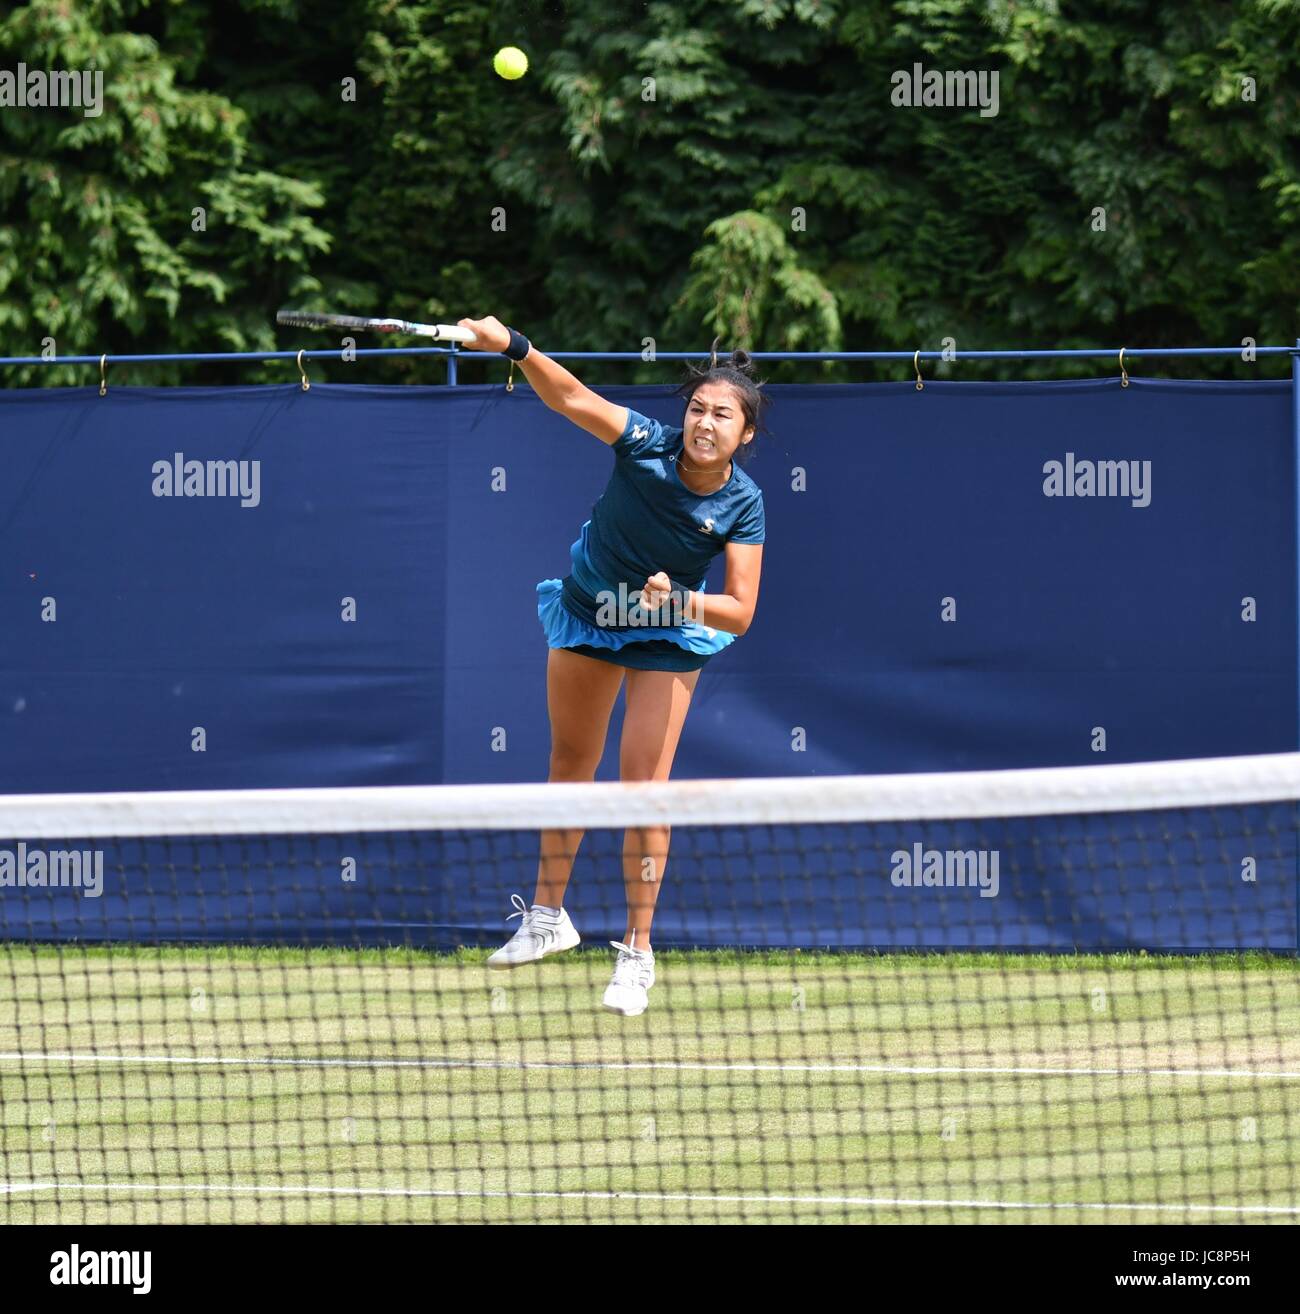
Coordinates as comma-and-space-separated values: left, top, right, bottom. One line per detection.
602, 992, 651, 1017
486, 932, 581, 971
602, 1002, 647, 1017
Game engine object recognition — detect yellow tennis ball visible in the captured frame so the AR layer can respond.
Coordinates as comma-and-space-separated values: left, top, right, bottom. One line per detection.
494, 47, 528, 80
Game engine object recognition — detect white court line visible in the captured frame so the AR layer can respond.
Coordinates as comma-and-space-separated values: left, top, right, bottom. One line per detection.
2, 1050, 1300, 1080
1, 1181, 1297, 1214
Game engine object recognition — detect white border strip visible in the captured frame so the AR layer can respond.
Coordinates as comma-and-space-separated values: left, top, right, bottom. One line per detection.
3, 752, 1300, 837
2, 1181, 1296, 1215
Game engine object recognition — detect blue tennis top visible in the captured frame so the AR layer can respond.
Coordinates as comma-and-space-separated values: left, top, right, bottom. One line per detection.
559, 406, 766, 631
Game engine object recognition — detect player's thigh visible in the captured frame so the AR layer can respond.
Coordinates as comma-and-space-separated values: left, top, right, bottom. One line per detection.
546, 647, 626, 765
619, 666, 701, 781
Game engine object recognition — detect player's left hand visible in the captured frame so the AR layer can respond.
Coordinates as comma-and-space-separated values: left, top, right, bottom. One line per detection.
642, 572, 672, 609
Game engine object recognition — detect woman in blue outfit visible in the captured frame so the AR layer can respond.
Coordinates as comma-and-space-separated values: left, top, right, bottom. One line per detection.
458, 315, 768, 1016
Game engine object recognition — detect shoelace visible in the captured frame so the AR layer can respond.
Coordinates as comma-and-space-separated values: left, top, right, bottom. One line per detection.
505, 894, 559, 947
608, 939, 654, 989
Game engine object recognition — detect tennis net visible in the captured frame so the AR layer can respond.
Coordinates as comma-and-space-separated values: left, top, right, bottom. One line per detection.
2, 753, 1299, 1224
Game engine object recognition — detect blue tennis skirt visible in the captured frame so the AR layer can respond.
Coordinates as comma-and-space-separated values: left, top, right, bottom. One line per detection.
536, 577, 736, 672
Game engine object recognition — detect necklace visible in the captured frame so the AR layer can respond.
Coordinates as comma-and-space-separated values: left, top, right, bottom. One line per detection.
677, 452, 730, 489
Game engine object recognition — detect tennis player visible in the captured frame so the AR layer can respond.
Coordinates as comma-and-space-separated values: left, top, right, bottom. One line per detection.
459, 316, 767, 1016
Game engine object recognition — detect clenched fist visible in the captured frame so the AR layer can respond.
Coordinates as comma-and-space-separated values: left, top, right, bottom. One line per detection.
642, 572, 673, 610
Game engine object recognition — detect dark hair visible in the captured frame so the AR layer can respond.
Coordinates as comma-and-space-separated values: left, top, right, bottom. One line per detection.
674, 336, 771, 465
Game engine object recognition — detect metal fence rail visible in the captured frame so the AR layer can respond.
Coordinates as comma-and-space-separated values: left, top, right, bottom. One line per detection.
3, 343, 1298, 387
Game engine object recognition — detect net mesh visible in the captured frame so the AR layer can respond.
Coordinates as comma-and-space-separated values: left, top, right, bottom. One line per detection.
2, 754, 1299, 1224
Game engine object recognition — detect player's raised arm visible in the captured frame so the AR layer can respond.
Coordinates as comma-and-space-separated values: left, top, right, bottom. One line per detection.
458, 315, 627, 445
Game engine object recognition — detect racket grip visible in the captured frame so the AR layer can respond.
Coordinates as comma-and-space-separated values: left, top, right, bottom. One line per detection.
392, 320, 477, 343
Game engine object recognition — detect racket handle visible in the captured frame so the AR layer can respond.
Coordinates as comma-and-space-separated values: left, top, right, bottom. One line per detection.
429, 324, 477, 344
394, 321, 477, 344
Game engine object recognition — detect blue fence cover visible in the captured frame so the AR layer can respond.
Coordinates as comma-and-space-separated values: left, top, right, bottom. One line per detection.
1, 379, 1295, 948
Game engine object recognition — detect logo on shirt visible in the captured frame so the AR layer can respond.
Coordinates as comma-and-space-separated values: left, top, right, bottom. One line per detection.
631, 423, 649, 443
699, 517, 715, 534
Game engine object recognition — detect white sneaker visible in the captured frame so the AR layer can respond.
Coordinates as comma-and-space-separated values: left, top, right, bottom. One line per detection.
602, 934, 656, 1016
486, 894, 580, 970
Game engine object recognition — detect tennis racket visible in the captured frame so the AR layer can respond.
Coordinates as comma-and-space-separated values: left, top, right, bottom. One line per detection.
276, 309, 477, 344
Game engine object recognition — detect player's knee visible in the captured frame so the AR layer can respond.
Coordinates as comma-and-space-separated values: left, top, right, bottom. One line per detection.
549, 743, 599, 781
620, 759, 666, 784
